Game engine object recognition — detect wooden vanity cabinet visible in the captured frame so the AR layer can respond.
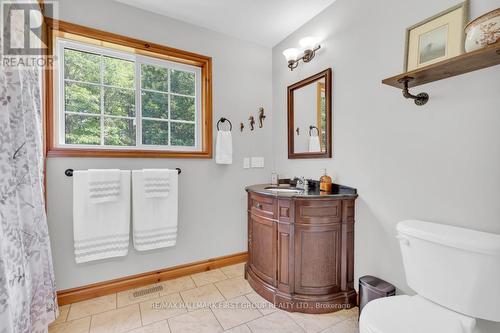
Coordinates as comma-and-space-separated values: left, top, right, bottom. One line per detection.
246, 191, 357, 314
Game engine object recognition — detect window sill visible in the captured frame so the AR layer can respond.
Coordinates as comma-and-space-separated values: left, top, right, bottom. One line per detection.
46, 147, 212, 158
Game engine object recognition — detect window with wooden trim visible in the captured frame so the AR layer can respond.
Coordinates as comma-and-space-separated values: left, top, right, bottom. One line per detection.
45, 19, 212, 158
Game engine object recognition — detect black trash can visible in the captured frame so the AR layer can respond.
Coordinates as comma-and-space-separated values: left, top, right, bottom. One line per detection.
359, 275, 396, 315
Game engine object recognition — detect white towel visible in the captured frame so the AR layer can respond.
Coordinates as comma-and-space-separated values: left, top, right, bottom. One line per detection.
73, 170, 130, 264
88, 169, 121, 203
216, 130, 232, 164
143, 169, 170, 198
308, 135, 321, 152
132, 169, 178, 251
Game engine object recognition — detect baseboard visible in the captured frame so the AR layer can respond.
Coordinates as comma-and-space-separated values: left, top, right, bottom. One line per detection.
57, 252, 248, 305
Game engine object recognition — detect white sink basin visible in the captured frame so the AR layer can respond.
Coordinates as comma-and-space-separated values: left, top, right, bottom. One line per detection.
265, 187, 303, 193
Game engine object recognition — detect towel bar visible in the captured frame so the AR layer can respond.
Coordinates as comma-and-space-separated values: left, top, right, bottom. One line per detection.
65, 168, 181, 177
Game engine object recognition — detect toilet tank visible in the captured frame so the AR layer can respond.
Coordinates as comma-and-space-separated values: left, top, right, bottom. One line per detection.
397, 220, 500, 322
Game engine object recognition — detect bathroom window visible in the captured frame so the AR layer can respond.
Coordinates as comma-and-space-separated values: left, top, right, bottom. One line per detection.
46, 19, 212, 158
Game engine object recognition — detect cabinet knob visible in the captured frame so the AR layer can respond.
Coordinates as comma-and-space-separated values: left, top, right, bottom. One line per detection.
256, 203, 262, 209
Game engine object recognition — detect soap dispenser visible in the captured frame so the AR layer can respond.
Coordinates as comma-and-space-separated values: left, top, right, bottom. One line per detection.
319, 169, 332, 193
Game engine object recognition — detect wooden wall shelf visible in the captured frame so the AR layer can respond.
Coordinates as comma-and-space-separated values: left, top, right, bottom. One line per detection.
383, 42, 500, 89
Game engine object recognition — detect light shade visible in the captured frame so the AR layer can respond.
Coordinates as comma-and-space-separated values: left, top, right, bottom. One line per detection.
282, 48, 300, 62
299, 36, 320, 50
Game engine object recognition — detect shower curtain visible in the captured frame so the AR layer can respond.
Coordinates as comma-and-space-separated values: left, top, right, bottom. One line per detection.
0, 8, 58, 333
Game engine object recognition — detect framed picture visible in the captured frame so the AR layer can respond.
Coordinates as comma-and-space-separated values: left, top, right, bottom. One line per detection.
404, 1, 469, 71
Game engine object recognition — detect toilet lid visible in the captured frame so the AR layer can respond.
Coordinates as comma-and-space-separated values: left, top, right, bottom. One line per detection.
359, 295, 476, 333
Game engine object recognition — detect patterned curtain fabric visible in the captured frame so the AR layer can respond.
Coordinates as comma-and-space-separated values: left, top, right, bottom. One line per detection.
0, 4, 58, 332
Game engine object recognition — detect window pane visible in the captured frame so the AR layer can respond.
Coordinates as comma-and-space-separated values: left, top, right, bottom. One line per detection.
64, 49, 100, 83
142, 120, 169, 145
104, 117, 136, 146
170, 69, 195, 95
141, 64, 168, 92
170, 95, 195, 121
171, 122, 195, 147
141, 91, 168, 119
104, 87, 135, 117
65, 82, 100, 114
65, 114, 100, 145
103, 56, 134, 89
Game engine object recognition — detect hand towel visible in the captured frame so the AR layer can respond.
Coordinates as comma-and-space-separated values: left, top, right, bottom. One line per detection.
308, 135, 321, 152
73, 170, 131, 263
132, 169, 178, 251
88, 169, 121, 203
216, 130, 232, 164
143, 169, 170, 198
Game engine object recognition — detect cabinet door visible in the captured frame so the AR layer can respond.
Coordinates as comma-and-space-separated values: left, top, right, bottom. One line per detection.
294, 223, 342, 295
248, 214, 277, 286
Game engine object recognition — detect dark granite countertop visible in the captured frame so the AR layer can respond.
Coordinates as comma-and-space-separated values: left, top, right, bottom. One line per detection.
245, 183, 358, 198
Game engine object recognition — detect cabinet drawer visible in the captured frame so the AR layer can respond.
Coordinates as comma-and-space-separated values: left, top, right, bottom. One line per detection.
249, 193, 276, 219
295, 199, 341, 224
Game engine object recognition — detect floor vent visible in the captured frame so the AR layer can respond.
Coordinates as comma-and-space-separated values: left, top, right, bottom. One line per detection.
132, 285, 163, 298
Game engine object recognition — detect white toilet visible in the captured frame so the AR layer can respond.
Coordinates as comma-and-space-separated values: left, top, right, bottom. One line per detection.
359, 220, 500, 333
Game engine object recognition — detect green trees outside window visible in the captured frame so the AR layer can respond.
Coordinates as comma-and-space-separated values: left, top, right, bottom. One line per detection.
62, 47, 198, 149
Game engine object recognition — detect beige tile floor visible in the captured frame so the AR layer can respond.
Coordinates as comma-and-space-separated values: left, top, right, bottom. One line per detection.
49, 262, 359, 333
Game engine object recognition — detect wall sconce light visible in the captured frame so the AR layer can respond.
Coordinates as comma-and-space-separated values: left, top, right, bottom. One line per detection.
282, 36, 321, 71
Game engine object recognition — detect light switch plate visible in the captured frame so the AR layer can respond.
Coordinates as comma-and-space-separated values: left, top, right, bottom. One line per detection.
251, 157, 264, 168
243, 157, 250, 169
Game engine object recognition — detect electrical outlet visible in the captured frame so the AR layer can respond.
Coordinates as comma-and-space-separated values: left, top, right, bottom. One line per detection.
251, 157, 264, 168
243, 157, 250, 169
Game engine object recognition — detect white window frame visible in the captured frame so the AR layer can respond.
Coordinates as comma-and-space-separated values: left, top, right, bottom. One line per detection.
53, 37, 202, 152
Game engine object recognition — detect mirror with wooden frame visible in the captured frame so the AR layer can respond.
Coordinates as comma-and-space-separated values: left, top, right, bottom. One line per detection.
288, 68, 332, 159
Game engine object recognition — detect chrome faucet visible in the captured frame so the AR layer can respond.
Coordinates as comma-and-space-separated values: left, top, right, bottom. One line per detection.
294, 177, 307, 190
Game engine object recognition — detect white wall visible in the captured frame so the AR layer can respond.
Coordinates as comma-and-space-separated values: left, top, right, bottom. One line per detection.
46, 0, 272, 290
272, 0, 500, 331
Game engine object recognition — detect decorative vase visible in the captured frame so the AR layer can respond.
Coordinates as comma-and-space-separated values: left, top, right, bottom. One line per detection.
465, 8, 500, 52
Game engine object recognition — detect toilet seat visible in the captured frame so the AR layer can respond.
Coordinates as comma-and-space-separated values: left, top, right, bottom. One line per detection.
359, 295, 476, 333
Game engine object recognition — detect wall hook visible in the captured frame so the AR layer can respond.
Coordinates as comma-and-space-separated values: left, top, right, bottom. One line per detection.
258, 107, 266, 128
240, 122, 245, 132
398, 76, 429, 106
249, 116, 255, 131
296, 127, 300, 135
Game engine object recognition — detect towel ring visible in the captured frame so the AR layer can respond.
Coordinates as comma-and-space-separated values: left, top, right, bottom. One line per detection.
217, 117, 232, 131
309, 126, 319, 136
